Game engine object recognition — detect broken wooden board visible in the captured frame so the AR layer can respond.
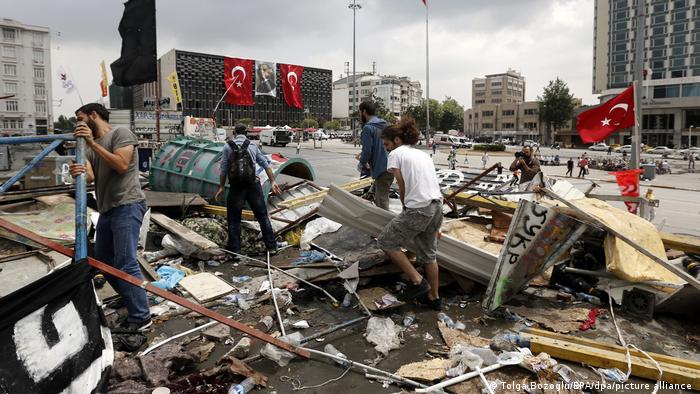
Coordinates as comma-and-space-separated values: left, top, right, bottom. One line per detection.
528, 334, 700, 390
357, 287, 404, 311
240, 267, 336, 294
137, 253, 160, 281
437, 321, 491, 349
508, 306, 590, 334
178, 273, 234, 303
395, 358, 452, 382
150, 212, 219, 251
144, 191, 208, 208
659, 232, 700, 255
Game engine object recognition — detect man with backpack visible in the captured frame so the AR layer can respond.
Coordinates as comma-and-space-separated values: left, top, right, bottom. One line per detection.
215, 124, 282, 256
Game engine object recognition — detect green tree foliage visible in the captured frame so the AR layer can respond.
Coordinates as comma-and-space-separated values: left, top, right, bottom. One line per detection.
439, 97, 464, 131
323, 120, 341, 130
237, 118, 254, 127
301, 117, 319, 129
53, 115, 77, 133
538, 78, 575, 144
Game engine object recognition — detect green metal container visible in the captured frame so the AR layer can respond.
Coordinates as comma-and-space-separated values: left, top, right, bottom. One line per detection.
149, 136, 315, 203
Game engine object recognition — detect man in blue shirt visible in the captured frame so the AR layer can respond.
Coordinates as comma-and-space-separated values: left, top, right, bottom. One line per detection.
356, 101, 393, 210
215, 124, 282, 255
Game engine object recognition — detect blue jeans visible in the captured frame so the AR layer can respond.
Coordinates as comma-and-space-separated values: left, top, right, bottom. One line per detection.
226, 181, 276, 252
95, 201, 150, 323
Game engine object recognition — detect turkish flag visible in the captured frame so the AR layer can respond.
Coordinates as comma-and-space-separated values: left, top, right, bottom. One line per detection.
610, 169, 643, 214
280, 64, 304, 109
576, 84, 635, 143
224, 57, 254, 106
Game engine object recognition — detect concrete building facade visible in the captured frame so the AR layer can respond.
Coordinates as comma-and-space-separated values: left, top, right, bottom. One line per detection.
471, 69, 525, 107
464, 101, 542, 142
593, 0, 700, 148
332, 72, 422, 125
0, 18, 52, 135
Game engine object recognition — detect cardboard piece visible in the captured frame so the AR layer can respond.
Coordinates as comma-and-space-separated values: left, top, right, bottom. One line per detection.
437, 321, 491, 349
178, 273, 234, 303
396, 358, 452, 382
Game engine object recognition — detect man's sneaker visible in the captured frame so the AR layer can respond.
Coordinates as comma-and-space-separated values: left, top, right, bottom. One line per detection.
119, 318, 152, 332
418, 295, 443, 311
398, 278, 430, 302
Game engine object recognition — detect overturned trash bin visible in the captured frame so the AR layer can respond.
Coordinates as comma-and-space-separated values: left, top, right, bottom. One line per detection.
641, 163, 656, 180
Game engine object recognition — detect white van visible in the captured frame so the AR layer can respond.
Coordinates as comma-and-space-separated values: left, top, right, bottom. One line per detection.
433, 133, 471, 148
260, 128, 291, 147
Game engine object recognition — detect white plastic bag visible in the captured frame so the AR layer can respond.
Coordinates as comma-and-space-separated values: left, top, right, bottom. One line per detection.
260, 331, 303, 367
300, 217, 342, 250
365, 317, 401, 356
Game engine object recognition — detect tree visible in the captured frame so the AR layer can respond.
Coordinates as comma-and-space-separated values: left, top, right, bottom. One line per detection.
440, 97, 464, 131
384, 112, 397, 124
238, 118, 254, 127
538, 78, 575, 144
404, 98, 443, 135
53, 115, 77, 133
300, 117, 319, 129
323, 120, 341, 130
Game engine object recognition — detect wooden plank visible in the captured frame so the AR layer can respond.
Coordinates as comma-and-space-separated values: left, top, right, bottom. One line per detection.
523, 328, 700, 370
452, 193, 517, 213
150, 212, 219, 251
199, 204, 255, 221
178, 272, 234, 303
277, 178, 373, 209
659, 232, 700, 255
137, 253, 160, 281
529, 335, 700, 389
144, 191, 208, 208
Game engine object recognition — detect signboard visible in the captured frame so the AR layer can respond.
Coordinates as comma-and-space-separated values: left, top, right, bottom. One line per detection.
483, 200, 587, 311
143, 97, 171, 110
183, 116, 216, 139
166, 70, 182, 104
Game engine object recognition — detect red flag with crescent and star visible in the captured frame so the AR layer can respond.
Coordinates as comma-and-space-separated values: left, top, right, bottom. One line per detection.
280, 63, 304, 109
224, 57, 254, 106
576, 84, 635, 143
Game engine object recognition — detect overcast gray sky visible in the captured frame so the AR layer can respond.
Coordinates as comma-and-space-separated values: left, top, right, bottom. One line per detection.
5, 0, 597, 118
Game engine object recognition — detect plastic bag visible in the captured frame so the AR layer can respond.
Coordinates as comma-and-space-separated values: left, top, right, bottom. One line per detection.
161, 234, 199, 257
292, 250, 327, 266
142, 246, 178, 263
365, 317, 401, 356
260, 331, 303, 367
151, 265, 186, 290
300, 217, 341, 250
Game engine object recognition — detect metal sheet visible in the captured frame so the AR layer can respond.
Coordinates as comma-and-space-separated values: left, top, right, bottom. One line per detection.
318, 184, 497, 284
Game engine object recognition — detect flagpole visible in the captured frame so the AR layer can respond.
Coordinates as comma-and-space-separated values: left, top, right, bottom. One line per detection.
212, 81, 235, 120
66, 65, 84, 105
425, 0, 430, 141
631, 0, 645, 170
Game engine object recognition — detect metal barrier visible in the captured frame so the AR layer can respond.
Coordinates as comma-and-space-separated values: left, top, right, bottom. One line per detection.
0, 134, 86, 262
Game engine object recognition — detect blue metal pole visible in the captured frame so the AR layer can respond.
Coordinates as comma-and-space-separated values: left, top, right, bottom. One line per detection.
0, 139, 64, 194
74, 137, 88, 262
0, 134, 75, 145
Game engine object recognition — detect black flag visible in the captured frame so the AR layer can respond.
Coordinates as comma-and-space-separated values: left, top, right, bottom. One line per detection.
110, 0, 157, 87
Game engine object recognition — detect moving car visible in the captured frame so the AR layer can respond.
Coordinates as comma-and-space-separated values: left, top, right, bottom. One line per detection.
433, 133, 471, 148
312, 130, 329, 140
260, 127, 291, 147
647, 146, 674, 155
588, 143, 610, 151
679, 147, 700, 159
615, 145, 632, 153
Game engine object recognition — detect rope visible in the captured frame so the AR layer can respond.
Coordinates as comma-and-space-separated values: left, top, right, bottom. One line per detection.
606, 286, 663, 393
281, 368, 351, 391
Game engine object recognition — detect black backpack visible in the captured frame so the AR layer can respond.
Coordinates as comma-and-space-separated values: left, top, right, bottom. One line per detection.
227, 139, 256, 185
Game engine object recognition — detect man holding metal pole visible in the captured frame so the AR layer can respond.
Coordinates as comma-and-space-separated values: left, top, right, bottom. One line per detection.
68, 103, 151, 331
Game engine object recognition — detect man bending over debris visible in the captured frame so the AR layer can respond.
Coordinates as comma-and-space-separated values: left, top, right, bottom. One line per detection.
215, 124, 282, 256
69, 103, 151, 331
377, 117, 444, 309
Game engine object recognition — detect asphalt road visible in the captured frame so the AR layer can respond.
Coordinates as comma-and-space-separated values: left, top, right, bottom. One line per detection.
265, 141, 700, 237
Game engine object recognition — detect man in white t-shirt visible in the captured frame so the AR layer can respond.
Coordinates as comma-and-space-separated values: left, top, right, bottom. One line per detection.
376, 118, 444, 309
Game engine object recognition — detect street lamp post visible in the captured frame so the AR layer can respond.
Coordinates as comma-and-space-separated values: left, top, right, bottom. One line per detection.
348, 1, 361, 142
690, 125, 695, 148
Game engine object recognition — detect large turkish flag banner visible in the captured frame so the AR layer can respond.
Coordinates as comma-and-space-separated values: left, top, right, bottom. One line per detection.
224, 57, 254, 106
576, 84, 635, 143
280, 64, 304, 109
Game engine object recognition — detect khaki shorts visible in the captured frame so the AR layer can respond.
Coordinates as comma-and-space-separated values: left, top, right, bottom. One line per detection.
377, 200, 443, 265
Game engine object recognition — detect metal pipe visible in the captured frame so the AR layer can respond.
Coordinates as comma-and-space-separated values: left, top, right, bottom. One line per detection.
631, 1, 645, 170
0, 139, 63, 194
139, 315, 234, 356
267, 251, 286, 336
0, 134, 75, 145
415, 362, 505, 392
302, 347, 429, 390
74, 136, 88, 261
220, 248, 340, 306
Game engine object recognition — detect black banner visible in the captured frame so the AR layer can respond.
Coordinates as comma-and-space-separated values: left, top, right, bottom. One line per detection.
0, 262, 112, 394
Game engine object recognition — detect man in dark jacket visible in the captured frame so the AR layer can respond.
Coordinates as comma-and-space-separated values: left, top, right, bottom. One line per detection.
357, 101, 393, 210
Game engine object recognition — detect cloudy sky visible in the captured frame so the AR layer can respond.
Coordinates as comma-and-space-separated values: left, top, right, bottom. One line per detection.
5, 0, 597, 118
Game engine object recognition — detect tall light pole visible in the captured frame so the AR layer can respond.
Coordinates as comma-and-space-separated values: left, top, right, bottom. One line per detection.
349, 1, 361, 141
690, 125, 695, 148
631, 0, 645, 170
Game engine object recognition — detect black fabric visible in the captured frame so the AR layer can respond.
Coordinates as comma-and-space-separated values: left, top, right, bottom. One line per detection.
110, 0, 157, 87
227, 139, 256, 185
0, 261, 110, 394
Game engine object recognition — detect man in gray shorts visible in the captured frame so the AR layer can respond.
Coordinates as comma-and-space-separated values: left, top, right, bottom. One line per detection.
376, 118, 444, 309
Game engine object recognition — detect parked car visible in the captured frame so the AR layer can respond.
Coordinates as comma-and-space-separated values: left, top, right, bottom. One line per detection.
260, 128, 291, 147
312, 130, 329, 140
614, 145, 632, 153
588, 143, 609, 151
680, 147, 700, 159
523, 140, 540, 148
433, 133, 471, 148
647, 146, 674, 154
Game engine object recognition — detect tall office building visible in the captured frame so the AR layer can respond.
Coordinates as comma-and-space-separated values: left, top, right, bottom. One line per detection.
471, 69, 525, 107
0, 19, 52, 135
593, 0, 700, 147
